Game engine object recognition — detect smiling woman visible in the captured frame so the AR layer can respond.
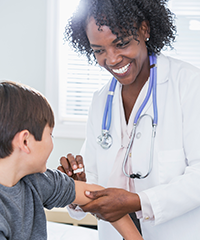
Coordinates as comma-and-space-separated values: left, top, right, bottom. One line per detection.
85, 17, 152, 122
57, 1, 200, 240
46, 0, 200, 139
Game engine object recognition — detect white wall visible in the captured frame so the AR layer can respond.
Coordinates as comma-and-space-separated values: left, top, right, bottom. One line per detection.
0, 0, 84, 169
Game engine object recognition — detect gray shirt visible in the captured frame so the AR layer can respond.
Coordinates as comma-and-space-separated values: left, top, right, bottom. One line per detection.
0, 169, 75, 239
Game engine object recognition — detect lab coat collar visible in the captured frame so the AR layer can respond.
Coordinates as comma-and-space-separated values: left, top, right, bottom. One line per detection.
112, 81, 121, 141
112, 53, 169, 129
157, 53, 170, 84
139, 53, 169, 114
112, 53, 169, 92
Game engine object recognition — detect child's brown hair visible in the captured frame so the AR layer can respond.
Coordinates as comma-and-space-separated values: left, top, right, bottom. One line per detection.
0, 81, 55, 158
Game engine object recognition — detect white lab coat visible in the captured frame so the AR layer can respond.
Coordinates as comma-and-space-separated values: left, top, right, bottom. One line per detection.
71, 54, 200, 240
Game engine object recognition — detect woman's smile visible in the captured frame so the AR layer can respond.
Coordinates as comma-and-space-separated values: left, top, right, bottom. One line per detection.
112, 63, 131, 74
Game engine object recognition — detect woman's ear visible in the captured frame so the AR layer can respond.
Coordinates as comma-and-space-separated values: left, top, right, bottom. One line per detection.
140, 20, 150, 41
13, 130, 31, 154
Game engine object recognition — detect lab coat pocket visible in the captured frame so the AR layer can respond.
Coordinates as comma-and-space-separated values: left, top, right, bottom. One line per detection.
158, 148, 186, 184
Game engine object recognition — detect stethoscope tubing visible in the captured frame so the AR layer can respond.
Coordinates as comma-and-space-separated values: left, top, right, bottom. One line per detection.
98, 53, 158, 179
122, 114, 156, 179
152, 56, 158, 125
102, 77, 117, 131
123, 53, 158, 179
134, 59, 154, 124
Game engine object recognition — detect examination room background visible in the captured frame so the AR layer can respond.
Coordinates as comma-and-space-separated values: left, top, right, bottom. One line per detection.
0, 0, 84, 169
0, 0, 200, 170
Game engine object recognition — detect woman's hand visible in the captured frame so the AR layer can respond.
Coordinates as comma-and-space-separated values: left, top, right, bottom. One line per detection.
57, 153, 86, 181
81, 188, 141, 222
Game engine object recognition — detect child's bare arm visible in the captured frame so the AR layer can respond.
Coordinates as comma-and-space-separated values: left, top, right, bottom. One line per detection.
73, 181, 143, 240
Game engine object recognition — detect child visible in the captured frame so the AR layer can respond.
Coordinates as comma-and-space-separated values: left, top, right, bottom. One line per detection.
0, 81, 143, 240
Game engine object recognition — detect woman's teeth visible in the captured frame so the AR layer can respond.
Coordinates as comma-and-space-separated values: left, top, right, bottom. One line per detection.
112, 63, 130, 74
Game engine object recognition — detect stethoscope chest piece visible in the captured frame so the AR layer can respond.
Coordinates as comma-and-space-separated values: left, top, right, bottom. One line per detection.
97, 130, 113, 149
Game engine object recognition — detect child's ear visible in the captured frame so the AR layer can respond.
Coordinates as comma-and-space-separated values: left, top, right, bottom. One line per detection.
15, 130, 32, 154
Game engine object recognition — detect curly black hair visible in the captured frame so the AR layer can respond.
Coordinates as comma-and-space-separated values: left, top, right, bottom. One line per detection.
64, 0, 176, 64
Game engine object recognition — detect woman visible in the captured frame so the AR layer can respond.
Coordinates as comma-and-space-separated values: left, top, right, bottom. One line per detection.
58, 0, 200, 239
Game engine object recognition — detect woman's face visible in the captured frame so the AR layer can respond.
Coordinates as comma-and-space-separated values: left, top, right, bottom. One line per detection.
86, 17, 150, 86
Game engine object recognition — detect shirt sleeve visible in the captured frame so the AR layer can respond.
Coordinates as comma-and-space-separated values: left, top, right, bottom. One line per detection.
0, 215, 10, 240
0, 232, 7, 240
137, 192, 154, 222
43, 169, 76, 209
142, 64, 200, 225
27, 169, 76, 209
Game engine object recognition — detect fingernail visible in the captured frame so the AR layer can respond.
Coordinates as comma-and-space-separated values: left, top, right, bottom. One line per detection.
85, 191, 90, 196
79, 164, 83, 168
72, 165, 77, 170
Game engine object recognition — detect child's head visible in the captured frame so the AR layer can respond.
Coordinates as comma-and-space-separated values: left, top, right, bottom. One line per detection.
0, 81, 55, 158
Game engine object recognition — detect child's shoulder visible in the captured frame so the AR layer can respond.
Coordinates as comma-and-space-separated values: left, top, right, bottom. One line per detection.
23, 169, 59, 186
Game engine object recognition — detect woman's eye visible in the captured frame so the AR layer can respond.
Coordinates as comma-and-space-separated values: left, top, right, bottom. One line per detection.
93, 49, 104, 54
117, 41, 130, 48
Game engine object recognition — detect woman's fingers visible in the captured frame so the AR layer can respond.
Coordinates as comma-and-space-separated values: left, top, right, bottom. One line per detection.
58, 154, 86, 181
59, 156, 73, 176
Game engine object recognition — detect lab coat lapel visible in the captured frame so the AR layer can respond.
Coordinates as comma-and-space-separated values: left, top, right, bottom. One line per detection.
139, 53, 170, 116
111, 82, 121, 143
141, 89, 153, 115
109, 53, 170, 141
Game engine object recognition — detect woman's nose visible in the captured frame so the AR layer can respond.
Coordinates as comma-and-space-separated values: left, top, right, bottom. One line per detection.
105, 49, 122, 67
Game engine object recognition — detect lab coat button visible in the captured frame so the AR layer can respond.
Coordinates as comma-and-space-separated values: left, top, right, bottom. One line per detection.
136, 132, 141, 139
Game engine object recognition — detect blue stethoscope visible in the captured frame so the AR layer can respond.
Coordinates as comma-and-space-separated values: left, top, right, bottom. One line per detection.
97, 53, 158, 179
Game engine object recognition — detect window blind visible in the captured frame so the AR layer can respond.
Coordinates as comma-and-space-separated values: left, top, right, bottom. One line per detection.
162, 0, 200, 68
58, 0, 111, 122
58, 0, 200, 123
59, 46, 111, 122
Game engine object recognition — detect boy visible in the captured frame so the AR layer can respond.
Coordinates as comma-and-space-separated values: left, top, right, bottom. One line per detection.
0, 81, 142, 240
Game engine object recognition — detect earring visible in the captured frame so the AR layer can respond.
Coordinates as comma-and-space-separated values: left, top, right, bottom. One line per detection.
146, 37, 149, 41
